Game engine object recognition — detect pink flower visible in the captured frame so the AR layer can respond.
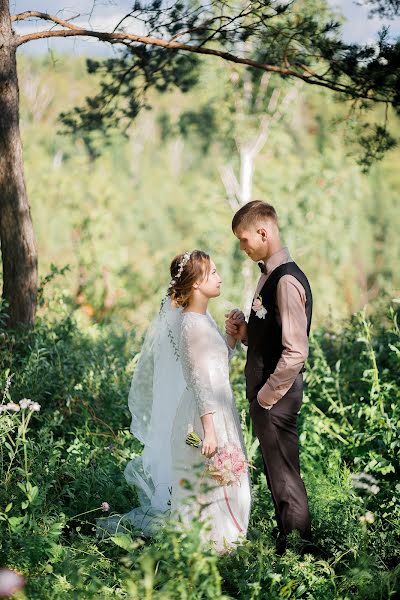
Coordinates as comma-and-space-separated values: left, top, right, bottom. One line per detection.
0, 568, 25, 597
19, 398, 32, 409
6, 402, 20, 412
101, 502, 110, 512
207, 444, 252, 486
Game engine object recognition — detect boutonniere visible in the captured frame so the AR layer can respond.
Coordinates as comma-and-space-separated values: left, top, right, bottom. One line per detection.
252, 295, 267, 319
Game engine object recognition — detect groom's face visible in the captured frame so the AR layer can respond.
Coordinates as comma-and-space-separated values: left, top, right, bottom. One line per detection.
235, 227, 266, 262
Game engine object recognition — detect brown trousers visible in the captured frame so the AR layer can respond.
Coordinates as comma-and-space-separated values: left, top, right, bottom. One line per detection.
249, 373, 311, 540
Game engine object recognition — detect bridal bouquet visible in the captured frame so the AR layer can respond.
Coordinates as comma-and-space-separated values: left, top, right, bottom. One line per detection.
186, 431, 253, 486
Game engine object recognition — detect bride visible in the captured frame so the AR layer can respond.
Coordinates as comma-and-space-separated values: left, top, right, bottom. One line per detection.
99, 250, 251, 552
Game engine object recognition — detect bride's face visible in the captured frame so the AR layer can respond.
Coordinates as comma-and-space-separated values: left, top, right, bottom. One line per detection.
196, 260, 222, 299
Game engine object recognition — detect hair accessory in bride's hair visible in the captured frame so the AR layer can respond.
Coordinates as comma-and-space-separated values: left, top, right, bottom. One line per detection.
167, 251, 191, 291
160, 251, 192, 314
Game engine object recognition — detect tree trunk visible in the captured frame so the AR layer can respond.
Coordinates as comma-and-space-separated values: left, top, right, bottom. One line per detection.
238, 146, 257, 315
0, 1, 37, 327
239, 146, 254, 206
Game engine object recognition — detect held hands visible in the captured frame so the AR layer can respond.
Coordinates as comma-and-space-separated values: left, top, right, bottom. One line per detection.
225, 308, 247, 343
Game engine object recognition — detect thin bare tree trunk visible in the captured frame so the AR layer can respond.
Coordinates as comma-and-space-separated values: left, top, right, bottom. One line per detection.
239, 147, 253, 206
219, 82, 300, 313
0, 0, 37, 327
239, 145, 259, 315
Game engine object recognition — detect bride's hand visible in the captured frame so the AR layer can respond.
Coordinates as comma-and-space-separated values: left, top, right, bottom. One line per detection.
200, 414, 217, 457
202, 431, 218, 458
225, 309, 247, 342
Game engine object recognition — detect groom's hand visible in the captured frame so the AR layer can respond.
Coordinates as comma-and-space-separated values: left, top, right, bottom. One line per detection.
257, 382, 276, 410
225, 309, 248, 343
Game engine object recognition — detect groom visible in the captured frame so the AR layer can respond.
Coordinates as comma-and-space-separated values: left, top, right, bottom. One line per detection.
225, 200, 313, 554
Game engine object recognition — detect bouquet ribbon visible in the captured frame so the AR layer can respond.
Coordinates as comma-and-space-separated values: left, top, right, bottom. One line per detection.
185, 430, 251, 534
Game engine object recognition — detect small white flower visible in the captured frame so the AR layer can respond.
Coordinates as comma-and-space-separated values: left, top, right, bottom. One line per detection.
101, 502, 110, 512
360, 511, 374, 524
19, 398, 32, 409
29, 402, 41, 412
167, 252, 192, 291
6, 402, 20, 412
378, 56, 388, 65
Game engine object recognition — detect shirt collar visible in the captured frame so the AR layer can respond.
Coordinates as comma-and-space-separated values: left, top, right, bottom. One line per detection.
264, 247, 291, 276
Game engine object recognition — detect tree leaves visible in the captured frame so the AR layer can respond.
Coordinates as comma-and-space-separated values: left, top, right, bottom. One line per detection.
58, 1, 400, 166
360, 0, 400, 19
60, 47, 200, 155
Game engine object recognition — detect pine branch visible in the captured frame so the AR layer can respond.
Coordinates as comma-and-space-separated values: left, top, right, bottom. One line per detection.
11, 10, 392, 104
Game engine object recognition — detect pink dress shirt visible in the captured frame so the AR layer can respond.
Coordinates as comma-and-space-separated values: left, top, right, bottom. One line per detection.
254, 247, 309, 409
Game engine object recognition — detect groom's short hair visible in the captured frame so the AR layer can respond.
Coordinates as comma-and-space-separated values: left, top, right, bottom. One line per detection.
232, 200, 278, 232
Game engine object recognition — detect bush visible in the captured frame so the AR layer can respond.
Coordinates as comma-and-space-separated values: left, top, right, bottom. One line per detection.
0, 302, 398, 598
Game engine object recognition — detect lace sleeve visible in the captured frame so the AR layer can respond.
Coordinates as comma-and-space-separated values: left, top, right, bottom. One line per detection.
180, 316, 217, 417
206, 310, 236, 360
224, 335, 236, 361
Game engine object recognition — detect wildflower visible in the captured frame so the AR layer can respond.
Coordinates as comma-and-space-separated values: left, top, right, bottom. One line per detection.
0, 568, 25, 597
351, 472, 380, 495
29, 402, 41, 412
19, 398, 32, 409
6, 402, 20, 412
360, 511, 374, 524
2, 374, 14, 404
323, 332, 337, 340
71, 502, 111, 520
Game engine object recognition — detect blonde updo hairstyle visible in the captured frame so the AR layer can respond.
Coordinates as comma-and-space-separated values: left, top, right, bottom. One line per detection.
168, 250, 211, 308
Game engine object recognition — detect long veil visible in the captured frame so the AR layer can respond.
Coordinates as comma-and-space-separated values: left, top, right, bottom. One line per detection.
98, 296, 186, 537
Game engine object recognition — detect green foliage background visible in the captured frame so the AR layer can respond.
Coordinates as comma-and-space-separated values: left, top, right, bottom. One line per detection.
0, 48, 399, 598
17, 53, 400, 331
0, 301, 398, 598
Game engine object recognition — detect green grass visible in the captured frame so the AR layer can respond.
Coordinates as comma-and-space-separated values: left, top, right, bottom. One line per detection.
0, 300, 399, 599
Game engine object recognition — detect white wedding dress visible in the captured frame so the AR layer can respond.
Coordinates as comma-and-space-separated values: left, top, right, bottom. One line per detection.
97, 300, 251, 553
170, 311, 251, 552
